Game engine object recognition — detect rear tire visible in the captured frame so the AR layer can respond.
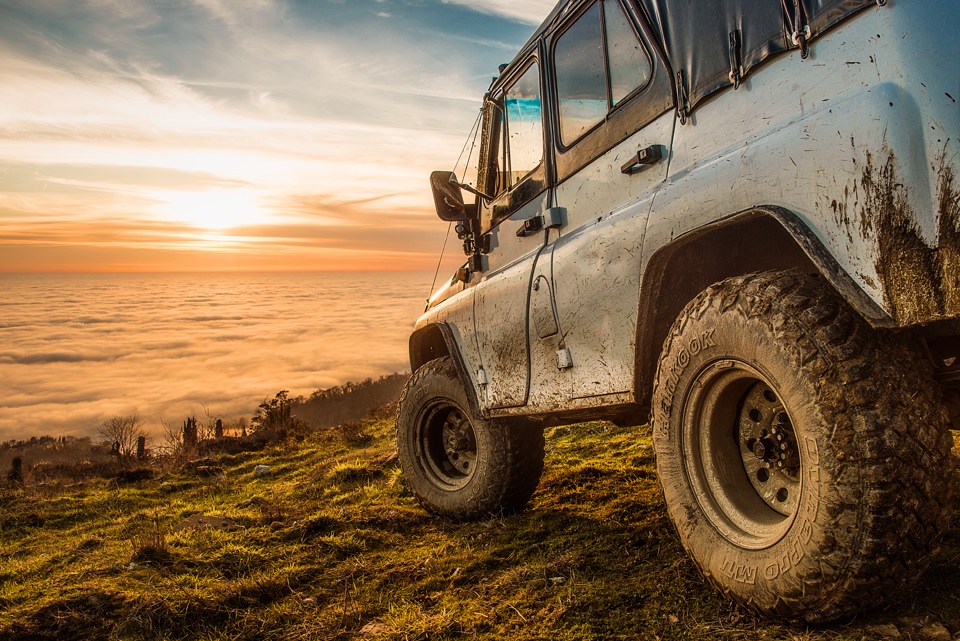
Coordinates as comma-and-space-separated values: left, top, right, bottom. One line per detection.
396, 357, 544, 519
652, 271, 954, 622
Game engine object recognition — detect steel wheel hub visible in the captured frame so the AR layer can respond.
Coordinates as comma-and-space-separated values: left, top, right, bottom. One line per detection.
738, 382, 801, 516
681, 361, 803, 549
417, 403, 478, 489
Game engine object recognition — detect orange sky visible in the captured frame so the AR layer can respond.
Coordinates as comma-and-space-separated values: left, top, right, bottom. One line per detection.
0, 0, 554, 273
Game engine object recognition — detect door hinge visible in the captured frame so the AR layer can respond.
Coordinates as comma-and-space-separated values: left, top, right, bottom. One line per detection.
676, 70, 690, 125
468, 253, 484, 272
728, 29, 743, 89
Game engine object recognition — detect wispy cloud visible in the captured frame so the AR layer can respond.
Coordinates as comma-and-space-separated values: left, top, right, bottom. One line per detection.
440, 0, 557, 24
0, 0, 535, 271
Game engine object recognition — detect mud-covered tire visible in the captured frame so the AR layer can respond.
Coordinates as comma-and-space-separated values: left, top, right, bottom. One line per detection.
396, 357, 545, 519
651, 271, 954, 623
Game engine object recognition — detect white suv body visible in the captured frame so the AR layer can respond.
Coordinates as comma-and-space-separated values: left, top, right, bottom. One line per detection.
397, 0, 959, 622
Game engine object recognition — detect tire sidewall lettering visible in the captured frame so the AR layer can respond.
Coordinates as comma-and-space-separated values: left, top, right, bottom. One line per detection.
414, 386, 428, 404
657, 329, 717, 432
656, 310, 824, 600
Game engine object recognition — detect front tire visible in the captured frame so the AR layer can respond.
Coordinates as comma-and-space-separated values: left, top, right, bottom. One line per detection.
396, 357, 544, 519
652, 271, 954, 622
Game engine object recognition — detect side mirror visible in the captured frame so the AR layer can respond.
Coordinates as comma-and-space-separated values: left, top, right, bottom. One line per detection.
430, 171, 473, 221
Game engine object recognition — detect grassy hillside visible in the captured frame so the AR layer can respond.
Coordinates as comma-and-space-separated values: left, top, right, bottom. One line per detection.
2, 419, 959, 640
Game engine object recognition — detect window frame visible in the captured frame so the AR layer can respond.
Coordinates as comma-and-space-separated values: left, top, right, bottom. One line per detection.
479, 56, 550, 233
552, 0, 654, 151
548, 0, 675, 183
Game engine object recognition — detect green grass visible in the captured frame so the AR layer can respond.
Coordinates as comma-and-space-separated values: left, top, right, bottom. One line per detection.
1, 421, 959, 640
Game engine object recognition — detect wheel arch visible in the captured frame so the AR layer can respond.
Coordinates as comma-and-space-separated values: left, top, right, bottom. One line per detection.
635, 206, 892, 409
409, 322, 481, 418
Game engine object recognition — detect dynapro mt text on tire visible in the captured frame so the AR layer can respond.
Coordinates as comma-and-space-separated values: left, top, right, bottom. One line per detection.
652, 272, 954, 622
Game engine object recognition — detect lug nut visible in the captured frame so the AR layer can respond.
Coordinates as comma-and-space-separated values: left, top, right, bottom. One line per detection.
753, 441, 767, 459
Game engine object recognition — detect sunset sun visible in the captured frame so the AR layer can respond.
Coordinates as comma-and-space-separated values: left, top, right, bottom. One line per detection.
152, 189, 272, 230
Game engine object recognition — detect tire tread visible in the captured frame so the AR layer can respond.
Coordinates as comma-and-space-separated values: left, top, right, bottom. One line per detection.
652, 271, 954, 622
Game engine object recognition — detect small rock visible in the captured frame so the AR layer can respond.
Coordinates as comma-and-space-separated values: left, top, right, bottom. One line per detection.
159, 482, 174, 493
359, 622, 389, 636
270, 521, 284, 530
195, 465, 224, 477
899, 617, 930, 630
865, 624, 902, 639
919, 623, 951, 641
254, 465, 271, 477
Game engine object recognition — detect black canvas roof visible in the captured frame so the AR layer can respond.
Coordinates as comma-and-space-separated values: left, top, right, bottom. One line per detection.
639, 0, 876, 113
513, 0, 876, 116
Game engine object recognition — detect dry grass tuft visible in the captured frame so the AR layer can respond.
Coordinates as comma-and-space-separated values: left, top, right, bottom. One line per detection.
129, 511, 169, 563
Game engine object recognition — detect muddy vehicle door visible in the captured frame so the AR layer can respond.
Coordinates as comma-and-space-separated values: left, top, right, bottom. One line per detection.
529, 0, 675, 411
473, 54, 551, 409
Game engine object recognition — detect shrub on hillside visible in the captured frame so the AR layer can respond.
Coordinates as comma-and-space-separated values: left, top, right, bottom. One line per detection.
293, 373, 409, 430
252, 391, 310, 439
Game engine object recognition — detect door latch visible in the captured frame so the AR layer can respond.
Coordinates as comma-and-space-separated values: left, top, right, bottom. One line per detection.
621, 145, 664, 174
516, 215, 544, 237
516, 208, 565, 237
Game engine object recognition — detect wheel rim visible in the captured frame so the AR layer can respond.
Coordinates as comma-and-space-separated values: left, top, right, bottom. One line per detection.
415, 401, 477, 490
681, 360, 802, 549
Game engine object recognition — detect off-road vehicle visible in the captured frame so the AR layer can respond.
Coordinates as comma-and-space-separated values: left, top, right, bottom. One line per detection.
396, 0, 960, 622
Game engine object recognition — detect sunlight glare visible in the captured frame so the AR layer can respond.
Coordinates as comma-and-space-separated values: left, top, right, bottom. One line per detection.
152, 189, 272, 230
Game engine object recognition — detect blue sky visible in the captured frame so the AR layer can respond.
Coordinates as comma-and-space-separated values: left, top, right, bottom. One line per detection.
0, 0, 556, 271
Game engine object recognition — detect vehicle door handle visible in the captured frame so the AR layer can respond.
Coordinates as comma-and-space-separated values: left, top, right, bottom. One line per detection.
516, 215, 544, 237
621, 145, 664, 175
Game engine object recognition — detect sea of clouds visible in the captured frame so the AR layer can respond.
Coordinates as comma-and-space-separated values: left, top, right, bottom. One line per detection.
0, 271, 438, 441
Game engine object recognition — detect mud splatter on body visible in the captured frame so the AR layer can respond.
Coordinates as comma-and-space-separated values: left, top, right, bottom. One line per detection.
859, 150, 960, 325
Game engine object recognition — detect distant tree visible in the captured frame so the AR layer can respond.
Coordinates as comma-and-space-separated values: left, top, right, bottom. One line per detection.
6, 456, 24, 487
98, 413, 147, 466
252, 391, 308, 438
296, 373, 409, 429
233, 416, 248, 437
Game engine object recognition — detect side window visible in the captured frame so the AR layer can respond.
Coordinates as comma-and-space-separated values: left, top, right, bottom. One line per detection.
554, 0, 652, 147
554, 3, 605, 145
605, 1, 651, 105
499, 62, 544, 192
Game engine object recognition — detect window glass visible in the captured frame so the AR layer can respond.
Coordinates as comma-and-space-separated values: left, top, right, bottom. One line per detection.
554, 2, 605, 146
554, 0, 652, 146
502, 62, 543, 189
605, 0, 651, 105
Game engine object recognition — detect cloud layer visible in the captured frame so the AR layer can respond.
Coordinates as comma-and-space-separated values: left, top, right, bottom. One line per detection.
0, 271, 436, 441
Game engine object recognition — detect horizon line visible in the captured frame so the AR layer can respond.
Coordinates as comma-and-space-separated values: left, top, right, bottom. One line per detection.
0, 268, 440, 275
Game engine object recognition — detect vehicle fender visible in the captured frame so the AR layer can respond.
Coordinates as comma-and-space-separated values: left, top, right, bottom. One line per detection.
635, 205, 893, 406
409, 322, 481, 418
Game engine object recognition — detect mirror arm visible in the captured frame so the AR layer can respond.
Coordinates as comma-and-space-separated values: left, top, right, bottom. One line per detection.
458, 181, 492, 203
